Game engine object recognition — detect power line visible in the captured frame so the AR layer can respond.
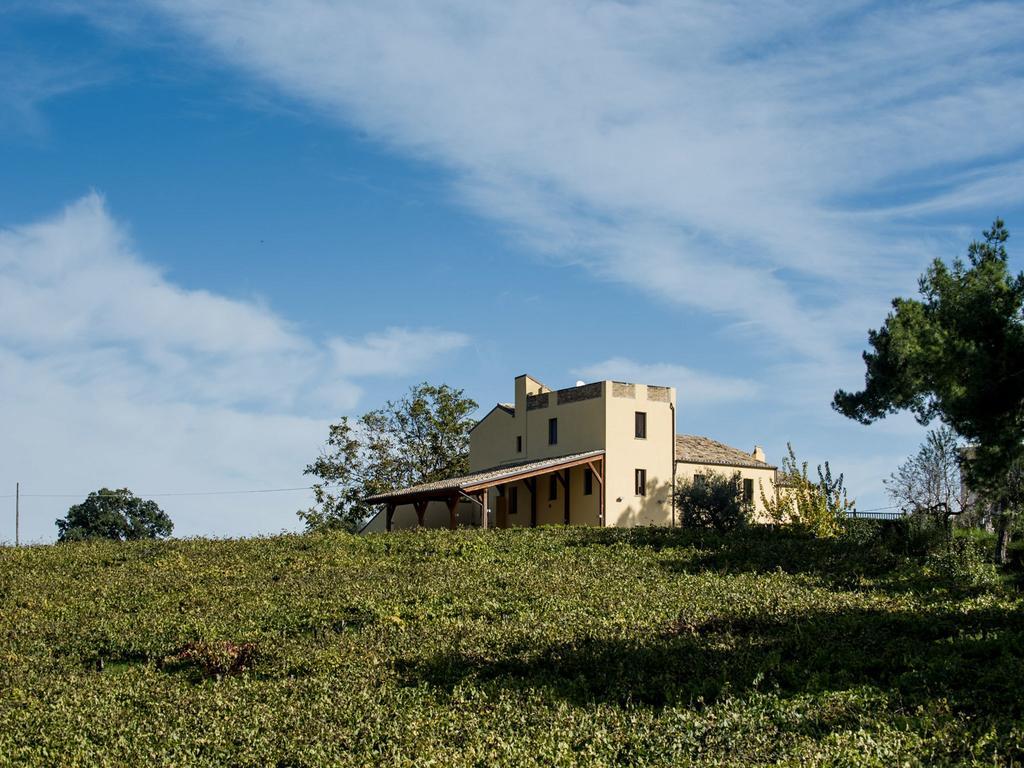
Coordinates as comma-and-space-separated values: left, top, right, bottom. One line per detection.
851, 504, 901, 514
0, 486, 315, 499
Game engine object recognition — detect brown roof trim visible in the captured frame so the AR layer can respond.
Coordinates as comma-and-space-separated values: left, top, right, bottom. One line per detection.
364, 450, 604, 504
675, 458, 778, 471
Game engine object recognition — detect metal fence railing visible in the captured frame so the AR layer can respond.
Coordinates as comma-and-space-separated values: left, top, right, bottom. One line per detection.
847, 510, 906, 520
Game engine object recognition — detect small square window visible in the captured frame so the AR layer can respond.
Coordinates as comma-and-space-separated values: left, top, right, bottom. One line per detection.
548, 418, 558, 445
742, 478, 754, 503
584, 468, 593, 495
635, 411, 647, 439
635, 468, 647, 496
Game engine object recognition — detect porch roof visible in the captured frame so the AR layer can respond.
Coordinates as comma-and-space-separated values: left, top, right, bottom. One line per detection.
364, 449, 605, 505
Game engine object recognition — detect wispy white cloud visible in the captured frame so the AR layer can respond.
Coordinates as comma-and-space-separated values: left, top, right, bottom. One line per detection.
575, 357, 759, 407
0, 52, 109, 137
331, 328, 469, 378
100, 0, 1023, 360
0, 195, 470, 541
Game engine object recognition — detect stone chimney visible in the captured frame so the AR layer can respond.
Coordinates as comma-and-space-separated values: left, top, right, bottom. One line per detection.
752, 445, 766, 463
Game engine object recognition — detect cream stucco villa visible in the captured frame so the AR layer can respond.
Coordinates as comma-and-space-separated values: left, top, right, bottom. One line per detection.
362, 374, 780, 532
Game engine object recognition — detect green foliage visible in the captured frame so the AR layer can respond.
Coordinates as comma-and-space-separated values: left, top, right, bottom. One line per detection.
55, 488, 173, 542
675, 471, 750, 532
833, 221, 1024, 557
299, 382, 478, 532
761, 444, 853, 537
2, 527, 1023, 766
885, 426, 969, 523
924, 537, 1001, 588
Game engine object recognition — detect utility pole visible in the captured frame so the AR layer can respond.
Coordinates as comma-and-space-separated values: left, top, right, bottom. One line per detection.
15, 482, 19, 547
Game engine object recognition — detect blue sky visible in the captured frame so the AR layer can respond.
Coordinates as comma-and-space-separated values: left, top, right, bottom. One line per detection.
2, 1, 1023, 541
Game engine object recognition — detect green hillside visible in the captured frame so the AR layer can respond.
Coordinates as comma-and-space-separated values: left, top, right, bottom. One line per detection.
1, 527, 1022, 766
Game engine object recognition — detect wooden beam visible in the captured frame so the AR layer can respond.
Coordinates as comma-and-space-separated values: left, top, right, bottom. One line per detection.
525, 477, 537, 528
447, 496, 459, 531
385, 502, 396, 532
413, 500, 428, 529
479, 490, 489, 530
461, 452, 605, 493
586, 459, 604, 486
562, 468, 571, 525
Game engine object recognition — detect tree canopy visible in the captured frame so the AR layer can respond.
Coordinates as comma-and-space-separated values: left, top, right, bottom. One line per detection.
885, 426, 969, 524
299, 382, 478, 533
56, 488, 173, 542
833, 220, 1024, 497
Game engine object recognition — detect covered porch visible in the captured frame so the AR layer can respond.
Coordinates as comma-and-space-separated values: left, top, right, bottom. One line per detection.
364, 450, 606, 531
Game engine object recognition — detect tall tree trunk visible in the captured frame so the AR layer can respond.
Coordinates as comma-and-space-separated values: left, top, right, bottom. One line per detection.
995, 507, 1012, 565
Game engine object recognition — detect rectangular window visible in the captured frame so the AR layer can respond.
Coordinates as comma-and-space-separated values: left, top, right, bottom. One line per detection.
584, 468, 593, 495
509, 486, 518, 515
743, 478, 754, 503
548, 417, 558, 445
635, 411, 647, 439
516, 435, 522, 453
549, 475, 558, 501
635, 468, 647, 496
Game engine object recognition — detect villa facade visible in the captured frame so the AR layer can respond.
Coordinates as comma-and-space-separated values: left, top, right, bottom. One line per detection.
362, 374, 779, 532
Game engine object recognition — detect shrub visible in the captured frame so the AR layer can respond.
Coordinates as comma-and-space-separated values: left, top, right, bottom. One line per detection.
924, 537, 1001, 587
675, 471, 750, 532
761, 445, 852, 538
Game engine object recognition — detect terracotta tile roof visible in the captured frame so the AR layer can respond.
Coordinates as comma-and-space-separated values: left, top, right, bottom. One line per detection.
364, 449, 604, 503
675, 434, 776, 470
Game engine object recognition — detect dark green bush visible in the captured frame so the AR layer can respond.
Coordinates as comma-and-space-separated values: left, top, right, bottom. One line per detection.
675, 471, 750, 532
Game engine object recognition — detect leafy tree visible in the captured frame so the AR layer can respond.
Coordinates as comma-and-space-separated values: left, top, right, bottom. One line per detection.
833, 220, 1024, 562
56, 488, 173, 542
299, 382, 478, 533
675, 471, 751, 533
760, 444, 853, 538
885, 426, 970, 527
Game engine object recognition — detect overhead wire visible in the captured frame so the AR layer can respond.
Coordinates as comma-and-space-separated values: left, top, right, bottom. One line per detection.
0, 486, 315, 499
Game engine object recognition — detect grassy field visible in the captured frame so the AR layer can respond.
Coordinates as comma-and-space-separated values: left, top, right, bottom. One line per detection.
1, 526, 1023, 766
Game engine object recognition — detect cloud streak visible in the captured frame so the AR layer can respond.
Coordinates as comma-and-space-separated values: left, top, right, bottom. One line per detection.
0, 194, 470, 541
110, 0, 1024, 360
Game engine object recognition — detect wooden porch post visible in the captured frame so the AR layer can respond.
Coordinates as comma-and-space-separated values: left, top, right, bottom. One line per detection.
588, 458, 605, 528
479, 490, 489, 529
525, 477, 537, 528
413, 500, 428, 529
447, 495, 459, 531
557, 468, 571, 525
385, 502, 396, 532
